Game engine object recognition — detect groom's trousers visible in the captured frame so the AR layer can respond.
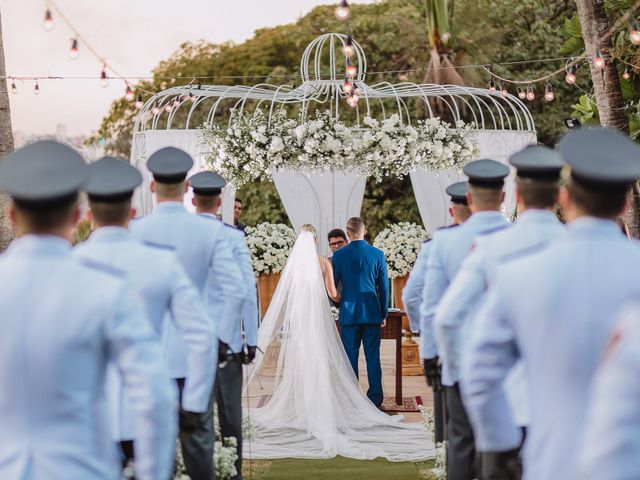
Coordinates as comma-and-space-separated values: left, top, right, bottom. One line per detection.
340, 324, 384, 406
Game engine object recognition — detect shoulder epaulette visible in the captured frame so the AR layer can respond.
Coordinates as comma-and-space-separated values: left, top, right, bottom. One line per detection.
141, 240, 175, 251
422, 238, 433, 245
499, 242, 547, 264
77, 257, 126, 278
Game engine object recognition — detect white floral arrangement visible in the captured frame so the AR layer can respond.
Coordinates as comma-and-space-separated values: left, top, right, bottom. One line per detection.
331, 306, 340, 323
199, 109, 478, 187
245, 222, 297, 275
173, 409, 256, 480
373, 222, 430, 279
419, 405, 447, 480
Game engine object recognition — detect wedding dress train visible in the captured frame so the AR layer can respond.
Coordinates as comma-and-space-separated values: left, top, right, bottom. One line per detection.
244, 231, 434, 462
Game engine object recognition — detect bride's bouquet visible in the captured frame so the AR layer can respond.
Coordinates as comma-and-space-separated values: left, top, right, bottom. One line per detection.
245, 222, 297, 275
373, 222, 430, 279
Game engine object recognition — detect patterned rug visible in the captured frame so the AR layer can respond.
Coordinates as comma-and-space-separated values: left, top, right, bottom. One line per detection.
380, 395, 422, 413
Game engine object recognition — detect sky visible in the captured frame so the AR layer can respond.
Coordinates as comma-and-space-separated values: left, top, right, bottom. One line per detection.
1, 0, 375, 138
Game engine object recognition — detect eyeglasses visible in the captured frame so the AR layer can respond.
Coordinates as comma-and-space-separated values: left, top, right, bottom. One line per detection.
329, 240, 347, 248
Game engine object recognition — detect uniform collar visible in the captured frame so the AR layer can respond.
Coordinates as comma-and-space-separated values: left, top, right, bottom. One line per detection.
465, 210, 506, 226
199, 212, 219, 221
155, 201, 186, 213
88, 226, 131, 243
568, 217, 622, 236
517, 209, 559, 224
8, 234, 72, 256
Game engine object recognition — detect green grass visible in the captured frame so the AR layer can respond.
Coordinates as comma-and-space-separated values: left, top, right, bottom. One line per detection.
257, 456, 423, 480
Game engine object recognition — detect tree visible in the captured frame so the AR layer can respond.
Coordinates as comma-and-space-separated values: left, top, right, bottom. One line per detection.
0, 9, 14, 251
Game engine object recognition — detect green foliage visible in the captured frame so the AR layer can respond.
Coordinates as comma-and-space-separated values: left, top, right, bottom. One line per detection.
560, 16, 584, 55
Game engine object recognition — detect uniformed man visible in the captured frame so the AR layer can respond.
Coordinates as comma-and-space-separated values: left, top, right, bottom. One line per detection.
130, 147, 245, 480
462, 127, 640, 480
406, 181, 470, 443
73, 157, 217, 477
0, 141, 175, 480
577, 301, 640, 480
437, 146, 565, 479
190, 170, 259, 480
420, 159, 510, 480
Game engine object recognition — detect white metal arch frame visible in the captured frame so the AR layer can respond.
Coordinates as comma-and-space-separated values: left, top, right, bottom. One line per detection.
133, 32, 535, 134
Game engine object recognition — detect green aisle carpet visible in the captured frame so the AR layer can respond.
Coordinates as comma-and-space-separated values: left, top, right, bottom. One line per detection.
251, 456, 424, 480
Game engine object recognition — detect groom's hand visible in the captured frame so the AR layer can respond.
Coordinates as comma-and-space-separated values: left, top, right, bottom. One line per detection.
381, 318, 387, 328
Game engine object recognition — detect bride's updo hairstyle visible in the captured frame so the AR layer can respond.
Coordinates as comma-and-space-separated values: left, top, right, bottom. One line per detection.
301, 224, 317, 239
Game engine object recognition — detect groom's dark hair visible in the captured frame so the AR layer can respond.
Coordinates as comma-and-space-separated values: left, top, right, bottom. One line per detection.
346, 217, 365, 236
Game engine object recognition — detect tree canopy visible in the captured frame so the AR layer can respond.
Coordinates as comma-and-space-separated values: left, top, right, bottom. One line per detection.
91, 0, 581, 238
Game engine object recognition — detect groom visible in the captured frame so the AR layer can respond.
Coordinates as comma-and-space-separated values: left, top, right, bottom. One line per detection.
332, 217, 389, 407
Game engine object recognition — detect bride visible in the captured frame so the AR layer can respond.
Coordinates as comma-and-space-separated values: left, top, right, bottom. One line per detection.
244, 225, 433, 462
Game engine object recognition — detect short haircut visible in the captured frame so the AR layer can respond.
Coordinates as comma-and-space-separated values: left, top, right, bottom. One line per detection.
346, 217, 365, 236
566, 178, 629, 219
90, 198, 132, 226
469, 184, 503, 209
155, 180, 185, 198
516, 177, 559, 209
327, 228, 347, 242
14, 195, 78, 233
193, 193, 221, 210
235, 198, 243, 205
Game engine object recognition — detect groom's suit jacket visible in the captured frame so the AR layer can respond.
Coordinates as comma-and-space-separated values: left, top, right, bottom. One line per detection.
332, 240, 389, 325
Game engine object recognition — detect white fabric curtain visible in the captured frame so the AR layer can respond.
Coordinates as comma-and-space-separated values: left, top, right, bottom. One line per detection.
410, 130, 537, 234
272, 170, 367, 256
130, 129, 235, 224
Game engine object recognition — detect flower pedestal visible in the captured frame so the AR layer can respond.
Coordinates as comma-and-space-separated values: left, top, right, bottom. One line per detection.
257, 272, 281, 320
393, 275, 424, 376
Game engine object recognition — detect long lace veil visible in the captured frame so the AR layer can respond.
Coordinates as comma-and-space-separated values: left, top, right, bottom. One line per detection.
244, 231, 433, 461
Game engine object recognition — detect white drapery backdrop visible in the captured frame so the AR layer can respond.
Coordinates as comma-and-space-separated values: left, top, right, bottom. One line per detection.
130, 129, 236, 224
410, 130, 537, 233
272, 171, 367, 256
131, 129, 536, 240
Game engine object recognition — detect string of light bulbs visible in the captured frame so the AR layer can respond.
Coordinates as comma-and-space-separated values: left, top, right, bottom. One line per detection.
26, 0, 150, 105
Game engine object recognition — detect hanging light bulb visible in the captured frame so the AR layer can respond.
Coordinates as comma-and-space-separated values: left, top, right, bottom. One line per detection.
343, 35, 355, 58
151, 104, 161, 115
346, 93, 359, 108
565, 65, 577, 85
135, 93, 144, 109
517, 87, 526, 100
335, 0, 350, 20
346, 59, 357, 78
189, 89, 198, 102
630, 21, 640, 45
343, 78, 353, 94
594, 50, 605, 69
43, 8, 54, 31
624, 68, 631, 80
34, 80, 40, 95
100, 66, 109, 87
500, 83, 508, 96
544, 82, 555, 102
526, 86, 535, 101
125, 84, 135, 101
164, 102, 173, 113
11, 80, 17, 94
69, 38, 79, 59
489, 78, 496, 91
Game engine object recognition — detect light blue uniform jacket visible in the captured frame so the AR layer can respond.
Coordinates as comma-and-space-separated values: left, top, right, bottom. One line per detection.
438, 209, 564, 425
74, 226, 216, 438
420, 211, 509, 385
0, 236, 176, 480
200, 213, 259, 351
130, 202, 245, 372
462, 219, 640, 480
577, 301, 640, 480
402, 240, 431, 333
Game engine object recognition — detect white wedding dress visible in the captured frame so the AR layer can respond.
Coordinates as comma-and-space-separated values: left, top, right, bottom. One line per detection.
244, 231, 434, 462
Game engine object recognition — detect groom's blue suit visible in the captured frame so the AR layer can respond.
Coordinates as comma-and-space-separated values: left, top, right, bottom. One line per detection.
332, 239, 389, 406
